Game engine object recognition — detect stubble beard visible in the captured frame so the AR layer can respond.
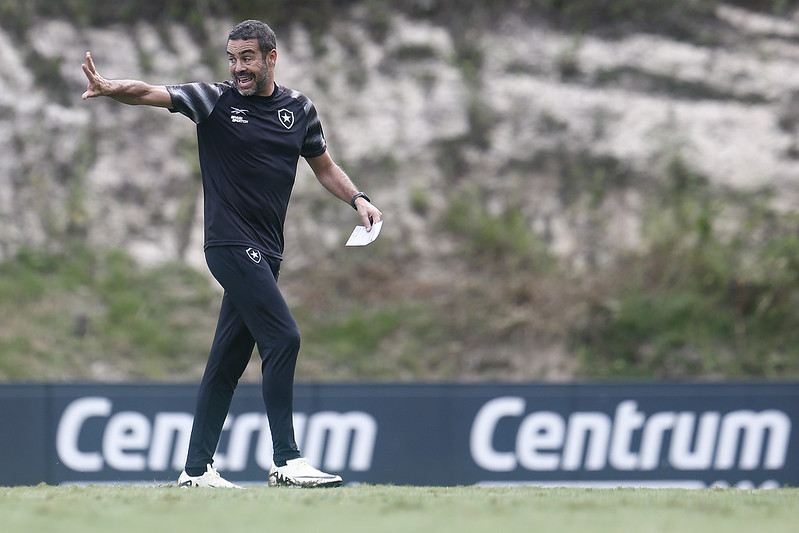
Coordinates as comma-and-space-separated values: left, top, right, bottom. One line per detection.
235, 69, 271, 97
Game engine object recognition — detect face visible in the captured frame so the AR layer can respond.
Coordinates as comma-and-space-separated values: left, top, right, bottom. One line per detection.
227, 38, 276, 97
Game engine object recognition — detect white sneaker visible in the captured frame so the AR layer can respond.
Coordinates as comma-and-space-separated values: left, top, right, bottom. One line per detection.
178, 464, 243, 488
268, 457, 342, 488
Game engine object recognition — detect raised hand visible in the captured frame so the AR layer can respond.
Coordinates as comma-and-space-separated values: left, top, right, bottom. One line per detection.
81, 51, 112, 99
79, 52, 172, 107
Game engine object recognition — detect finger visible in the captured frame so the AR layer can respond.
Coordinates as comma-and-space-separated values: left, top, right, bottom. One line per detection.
81, 66, 97, 99
82, 87, 97, 100
85, 51, 96, 74
363, 210, 382, 231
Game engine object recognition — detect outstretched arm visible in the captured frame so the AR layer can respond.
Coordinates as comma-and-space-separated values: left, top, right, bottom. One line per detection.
306, 151, 382, 231
81, 51, 172, 108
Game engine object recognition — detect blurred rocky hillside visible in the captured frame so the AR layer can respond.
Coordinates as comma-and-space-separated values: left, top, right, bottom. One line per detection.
1, 3, 798, 265
2, 1, 799, 381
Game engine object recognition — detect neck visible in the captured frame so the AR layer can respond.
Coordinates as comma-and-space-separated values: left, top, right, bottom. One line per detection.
258, 81, 276, 97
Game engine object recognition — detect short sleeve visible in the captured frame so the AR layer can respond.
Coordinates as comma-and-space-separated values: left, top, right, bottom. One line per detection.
166, 82, 229, 124
301, 101, 327, 159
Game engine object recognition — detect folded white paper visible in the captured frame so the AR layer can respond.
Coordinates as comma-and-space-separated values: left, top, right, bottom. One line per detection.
346, 220, 383, 246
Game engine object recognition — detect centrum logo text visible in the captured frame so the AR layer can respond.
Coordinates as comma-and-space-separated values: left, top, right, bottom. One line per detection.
470, 398, 791, 472
56, 397, 377, 473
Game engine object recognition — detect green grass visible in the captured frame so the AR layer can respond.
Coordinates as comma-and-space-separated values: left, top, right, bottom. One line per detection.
0, 247, 218, 381
0, 485, 796, 533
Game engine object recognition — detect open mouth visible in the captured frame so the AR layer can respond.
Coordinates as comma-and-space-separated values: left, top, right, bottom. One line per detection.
236, 73, 255, 90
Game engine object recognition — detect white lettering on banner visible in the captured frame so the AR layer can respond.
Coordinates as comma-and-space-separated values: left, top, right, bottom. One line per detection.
516, 412, 563, 471
148, 413, 193, 471
715, 410, 792, 469
566, 412, 612, 471
300, 411, 378, 471
55, 398, 377, 473
669, 412, 719, 469
470, 397, 792, 473
609, 400, 644, 470
470, 396, 525, 471
215, 413, 268, 471
57, 397, 112, 471
103, 411, 150, 471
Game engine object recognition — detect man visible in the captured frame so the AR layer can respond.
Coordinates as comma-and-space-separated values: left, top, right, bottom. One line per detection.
81, 19, 382, 488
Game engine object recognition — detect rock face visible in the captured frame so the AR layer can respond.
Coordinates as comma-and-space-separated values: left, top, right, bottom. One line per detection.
2, 5, 799, 271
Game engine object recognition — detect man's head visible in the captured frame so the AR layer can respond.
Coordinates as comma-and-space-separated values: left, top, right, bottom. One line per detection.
227, 20, 277, 97
229, 20, 277, 57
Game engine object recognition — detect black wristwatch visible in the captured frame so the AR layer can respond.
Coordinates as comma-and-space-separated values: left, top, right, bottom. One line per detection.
350, 192, 371, 210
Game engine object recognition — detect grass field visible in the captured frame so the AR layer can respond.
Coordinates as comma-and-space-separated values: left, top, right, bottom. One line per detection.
1, 485, 796, 533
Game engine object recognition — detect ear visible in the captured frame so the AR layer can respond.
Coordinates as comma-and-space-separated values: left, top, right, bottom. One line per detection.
267, 49, 277, 68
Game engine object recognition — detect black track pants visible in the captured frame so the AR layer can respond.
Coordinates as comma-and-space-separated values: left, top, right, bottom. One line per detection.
185, 245, 302, 472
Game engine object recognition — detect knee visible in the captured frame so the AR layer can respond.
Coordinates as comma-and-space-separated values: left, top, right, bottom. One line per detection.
201, 358, 245, 390
260, 326, 300, 373
283, 325, 301, 353
267, 324, 301, 356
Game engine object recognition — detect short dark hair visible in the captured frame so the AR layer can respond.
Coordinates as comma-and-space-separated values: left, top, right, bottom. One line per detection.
228, 20, 277, 56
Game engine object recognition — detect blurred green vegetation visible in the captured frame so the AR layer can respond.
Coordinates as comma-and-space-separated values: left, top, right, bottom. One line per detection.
6, 151, 797, 381
287, 151, 799, 382
0, 246, 217, 380
1, 0, 797, 39
574, 157, 799, 379
442, 187, 557, 274
3, 161, 799, 383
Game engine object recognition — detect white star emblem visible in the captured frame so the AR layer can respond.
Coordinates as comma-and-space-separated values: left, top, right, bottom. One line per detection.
277, 108, 294, 129
245, 247, 262, 264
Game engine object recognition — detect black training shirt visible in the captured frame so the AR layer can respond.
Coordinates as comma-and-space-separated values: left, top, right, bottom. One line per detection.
167, 81, 327, 260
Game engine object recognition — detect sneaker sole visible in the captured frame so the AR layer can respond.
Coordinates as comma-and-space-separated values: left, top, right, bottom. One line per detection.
268, 472, 342, 488
177, 478, 243, 489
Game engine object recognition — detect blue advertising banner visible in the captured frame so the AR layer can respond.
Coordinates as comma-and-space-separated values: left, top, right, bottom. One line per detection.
0, 382, 796, 487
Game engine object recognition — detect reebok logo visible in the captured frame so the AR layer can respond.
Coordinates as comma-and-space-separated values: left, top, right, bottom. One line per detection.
231, 107, 249, 124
